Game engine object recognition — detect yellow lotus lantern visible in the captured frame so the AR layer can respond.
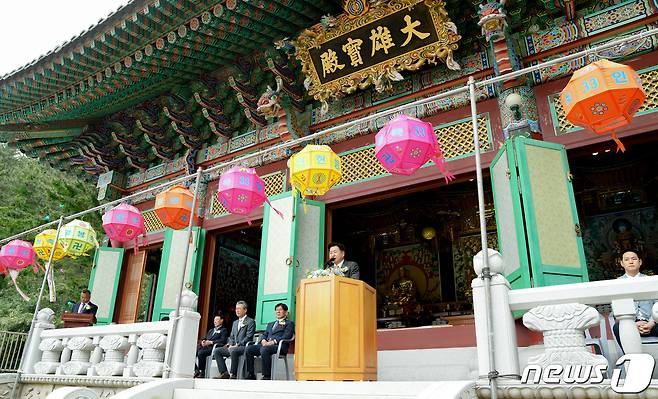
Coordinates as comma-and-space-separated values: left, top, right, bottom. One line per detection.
33, 229, 66, 261
60, 219, 99, 258
288, 144, 342, 198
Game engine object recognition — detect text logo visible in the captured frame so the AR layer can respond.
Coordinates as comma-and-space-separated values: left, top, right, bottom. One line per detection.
521, 354, 655, 394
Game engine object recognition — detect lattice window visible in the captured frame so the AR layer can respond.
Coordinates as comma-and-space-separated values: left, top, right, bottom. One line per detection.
338, 147, 388, 186
552, 68, 658, 135
143, 209, 165, 233
209, 171, 286, 217
436, 115, 490, 159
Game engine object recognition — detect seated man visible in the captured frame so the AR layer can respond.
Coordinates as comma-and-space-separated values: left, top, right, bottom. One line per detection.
212, 301, 255, 379
613, 250, 658, 351
245, 303, 295, 380
71, 289, 98, 315
195, 313, 228, 378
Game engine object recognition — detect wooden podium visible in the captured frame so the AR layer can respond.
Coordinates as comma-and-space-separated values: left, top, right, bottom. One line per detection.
295, 275, 377, 381
61, 312, 96, 328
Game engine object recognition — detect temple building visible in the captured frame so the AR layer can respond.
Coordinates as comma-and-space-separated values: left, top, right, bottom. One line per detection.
2, 0, 658, 373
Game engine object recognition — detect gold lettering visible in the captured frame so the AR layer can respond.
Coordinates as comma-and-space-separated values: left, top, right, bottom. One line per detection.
400, 15, 430, 47
370, 26, 395, 56
320, 49, 345, 78
342, 37, 364, 67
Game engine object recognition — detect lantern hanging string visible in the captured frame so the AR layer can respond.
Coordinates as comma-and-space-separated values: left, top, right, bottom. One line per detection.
4, 25, 658, 244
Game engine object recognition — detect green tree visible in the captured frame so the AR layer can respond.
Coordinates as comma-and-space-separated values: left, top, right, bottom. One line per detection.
0, 144, 101, 332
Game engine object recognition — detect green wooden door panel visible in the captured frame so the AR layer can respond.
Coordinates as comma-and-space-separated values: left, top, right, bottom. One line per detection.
255, 192, 325, 330
151, 227, 206, 321
256, 192, 296, 330
88, 247, 125, 325
515, 137, 588, 286
490, 140, 531, 289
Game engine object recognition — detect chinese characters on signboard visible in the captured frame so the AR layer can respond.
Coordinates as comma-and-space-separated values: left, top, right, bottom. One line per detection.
295, 0, 461, 110
310, 3, 439, 84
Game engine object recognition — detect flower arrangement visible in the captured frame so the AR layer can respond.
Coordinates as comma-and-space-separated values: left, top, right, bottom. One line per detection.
306, 265, 348, 279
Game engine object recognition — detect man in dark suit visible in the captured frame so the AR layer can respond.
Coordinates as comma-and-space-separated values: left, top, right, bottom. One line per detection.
212, 300, 255, 379
244, 303, 295, 380
195, 313, 228, 378
71, 289, 98, 315
326, 242, 360, 279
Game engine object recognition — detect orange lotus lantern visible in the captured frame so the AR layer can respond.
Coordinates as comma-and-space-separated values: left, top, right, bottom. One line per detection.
154, 185, 199, 230
560, 59, 645, 152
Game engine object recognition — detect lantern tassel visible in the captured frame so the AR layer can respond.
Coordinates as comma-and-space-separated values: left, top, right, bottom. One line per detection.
264, 198, 284, 220
611, 132, 626, 153
47, 266, 56, 303
431, 150, 456, 184
8, 269, 30, 302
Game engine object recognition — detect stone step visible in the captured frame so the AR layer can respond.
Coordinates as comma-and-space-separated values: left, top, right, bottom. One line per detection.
172, 380, 475, 399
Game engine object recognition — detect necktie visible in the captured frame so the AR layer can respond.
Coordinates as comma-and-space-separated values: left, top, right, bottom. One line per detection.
78, 303, 84, 313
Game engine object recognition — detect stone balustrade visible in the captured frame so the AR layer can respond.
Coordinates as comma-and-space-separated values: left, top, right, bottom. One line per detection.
471, 249, 658, 380
21, 290, 200, 380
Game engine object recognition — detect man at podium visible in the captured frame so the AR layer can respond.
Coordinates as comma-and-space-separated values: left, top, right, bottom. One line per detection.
70, 289, 98, 316
326, 242, 360, 279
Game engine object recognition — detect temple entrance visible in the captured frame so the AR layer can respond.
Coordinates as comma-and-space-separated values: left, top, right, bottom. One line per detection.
330, 179, 495, 329
208, 225, 262, 325
569, 134, 658, 281
114, 245, 163, 324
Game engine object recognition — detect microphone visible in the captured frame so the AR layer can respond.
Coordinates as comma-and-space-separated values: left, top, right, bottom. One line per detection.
324, 257, 335, 268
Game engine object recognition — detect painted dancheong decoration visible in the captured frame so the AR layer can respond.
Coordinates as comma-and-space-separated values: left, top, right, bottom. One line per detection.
154, 185, 198, 230
217, 166, 283, 224
0, 240, 39, 301
60, 220, 99, 258
560, 59, 646, 152
102, 203, 146, 253
375, 114, 454, 182
288, 144, 342, 199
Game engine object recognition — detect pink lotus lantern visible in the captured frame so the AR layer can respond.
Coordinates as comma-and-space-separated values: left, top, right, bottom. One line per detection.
375, 114, 455, 183
217, 166, 283, 224
102, 203, 146, 253
0, 240, 39, 301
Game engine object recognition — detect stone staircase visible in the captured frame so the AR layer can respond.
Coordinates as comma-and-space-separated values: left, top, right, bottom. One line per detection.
108, 379, 477, 399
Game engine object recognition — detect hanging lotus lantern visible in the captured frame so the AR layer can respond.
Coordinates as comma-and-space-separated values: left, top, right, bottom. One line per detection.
217, 166, 283, 223
0, 240, 39, 301
0, 240, 38, 272
60, 219, 99, 258
102, 203, 146, 251
33, 229, 66, 261
560, 59, 645, 152
375, 114, 455, 183
154, 185, 199, 230
288, 144, 342, 198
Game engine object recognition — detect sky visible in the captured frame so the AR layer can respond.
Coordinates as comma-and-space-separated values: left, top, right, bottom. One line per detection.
0, 1, 130, 76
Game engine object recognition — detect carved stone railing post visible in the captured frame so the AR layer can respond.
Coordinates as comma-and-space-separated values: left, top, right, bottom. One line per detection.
23, 308, 55, 374
56, 338, 71, 375
87, 336, 103, 376
472, 250, 520, 379
523, 303, 608, 380
61, 337, 94, 375
33, 338, 64, 374
612, 298, 642, 354
133, 333, 167, 377
94, 335, 129, 376
123, 333, 139, 377
168, 289, 201, 378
